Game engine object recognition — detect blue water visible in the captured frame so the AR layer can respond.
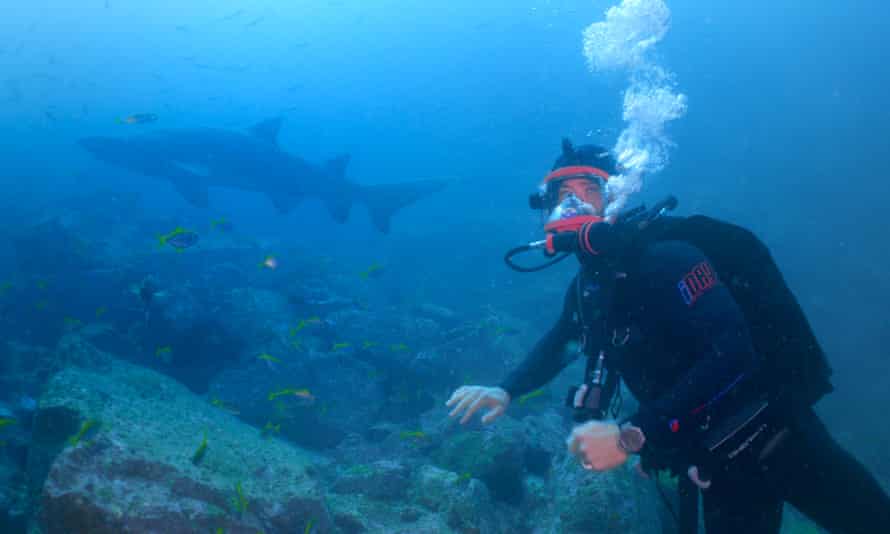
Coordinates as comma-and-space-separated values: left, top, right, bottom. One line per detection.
1, 0, 889, 531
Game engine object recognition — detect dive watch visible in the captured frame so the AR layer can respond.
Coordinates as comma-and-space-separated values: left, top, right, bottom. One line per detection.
618, 424, 646, 454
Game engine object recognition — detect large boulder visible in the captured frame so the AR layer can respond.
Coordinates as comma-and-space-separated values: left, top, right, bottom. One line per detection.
30, 360, 335, 534
330, 459, 411, 501
425, 405, 568, 506
424, 399, 664, 534
550, 454, 662, 534
0, 403, 30, 533
411, 464, 501, 534
432, 423, 527, 505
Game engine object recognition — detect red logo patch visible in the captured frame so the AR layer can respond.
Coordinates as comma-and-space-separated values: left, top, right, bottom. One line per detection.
677, 261, 719, 306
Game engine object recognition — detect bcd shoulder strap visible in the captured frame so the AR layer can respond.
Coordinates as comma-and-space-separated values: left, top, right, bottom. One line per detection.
626, 215, 834, 410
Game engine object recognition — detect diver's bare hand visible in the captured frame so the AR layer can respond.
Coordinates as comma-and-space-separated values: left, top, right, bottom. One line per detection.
566, 420, 628, 472
445, 386, 510, 425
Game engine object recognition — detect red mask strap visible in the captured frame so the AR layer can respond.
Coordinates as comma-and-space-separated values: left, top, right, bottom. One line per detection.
544, 166, 610, 183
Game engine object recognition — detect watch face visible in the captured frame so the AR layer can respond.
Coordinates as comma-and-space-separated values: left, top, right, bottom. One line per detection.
621, 427, 644, 452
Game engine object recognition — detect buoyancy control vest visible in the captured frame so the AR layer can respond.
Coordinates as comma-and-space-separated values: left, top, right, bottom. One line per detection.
621, 214, 834, 412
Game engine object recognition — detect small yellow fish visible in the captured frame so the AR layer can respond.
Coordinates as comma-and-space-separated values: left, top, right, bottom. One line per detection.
95, 306, 107, 318
399, 430, 426, 440
210, 217, 233, 231
332, 342, 350, 351
304, 519, 314, 534
157, 227, 199, 251
261, 421, 281, 437
494, 325, 520, 337
292, 316, 321, 335
359, 263, 384, 279
63, 317, 82, 328
518, 388, 545, 405
268, 388, 315, 402
68, 419, 98, 446
34, 300, 49, 311
0, 281, 12, 296
118, 113, 158, 125
232, 481, 248, 513
192, 432, 208, 465
257, 353, 281, 364
210, 398, 240, 415
260, 255, 278, 270
361, 341, 378, 349
0, 417, 17, 429
390, 343, 409, 352
155, 346, 172, 362
654, 469, 680, 490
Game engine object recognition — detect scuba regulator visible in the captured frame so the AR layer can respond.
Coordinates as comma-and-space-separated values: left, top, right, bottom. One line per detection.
504, 195, 678, 273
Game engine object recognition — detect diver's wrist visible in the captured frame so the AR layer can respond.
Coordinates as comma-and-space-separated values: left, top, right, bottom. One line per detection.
618, 423, 645, 454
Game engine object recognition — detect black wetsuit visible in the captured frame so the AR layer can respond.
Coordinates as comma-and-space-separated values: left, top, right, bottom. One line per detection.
500, 240, 890, 534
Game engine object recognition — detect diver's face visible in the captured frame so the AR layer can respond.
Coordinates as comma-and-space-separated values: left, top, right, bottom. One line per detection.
557, 178, 604, 215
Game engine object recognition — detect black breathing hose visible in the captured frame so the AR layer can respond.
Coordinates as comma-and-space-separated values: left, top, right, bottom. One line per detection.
504, 244, 572, 273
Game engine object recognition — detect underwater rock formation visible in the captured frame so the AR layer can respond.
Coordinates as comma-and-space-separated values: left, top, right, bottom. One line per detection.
15, 322, 668, 533
550, 451, 662, 534
31, 360, 333, 533
412, 464, 499, 533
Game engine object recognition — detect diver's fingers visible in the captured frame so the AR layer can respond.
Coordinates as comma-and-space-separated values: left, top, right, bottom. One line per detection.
445, 386, 468, 407
566, 426, 582, 454
687, 466, 712, 490
449, 389, 481, 419
566, 423, 591, 455
447, 388, 473, 416
481, 404, 505, 424
460, 393, 489, 425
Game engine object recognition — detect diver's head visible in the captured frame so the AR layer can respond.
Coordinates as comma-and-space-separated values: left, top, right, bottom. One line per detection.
529, 138, 618, 233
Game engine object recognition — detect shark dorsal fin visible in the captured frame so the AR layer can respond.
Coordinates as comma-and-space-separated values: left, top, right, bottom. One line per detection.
249, 118, 283, 144
325, 154, 350, 180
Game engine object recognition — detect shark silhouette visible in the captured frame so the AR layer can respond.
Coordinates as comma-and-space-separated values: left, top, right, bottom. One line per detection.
78, 118, 447, 233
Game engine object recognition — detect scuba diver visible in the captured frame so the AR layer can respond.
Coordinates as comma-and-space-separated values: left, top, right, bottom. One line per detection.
446, 139, 890, 533
133, 275, 166, 322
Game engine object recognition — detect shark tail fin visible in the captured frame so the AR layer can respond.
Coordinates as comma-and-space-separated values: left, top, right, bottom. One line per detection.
359, 180, 449, 234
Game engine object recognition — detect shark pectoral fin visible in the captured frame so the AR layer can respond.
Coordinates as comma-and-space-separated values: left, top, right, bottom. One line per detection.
269, 193, 303, 214
360, 179, 449, 233
170, 177, 210, 208
171, 160, 212, 178
249, 117, 283, 145
322, 195, 352, 224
